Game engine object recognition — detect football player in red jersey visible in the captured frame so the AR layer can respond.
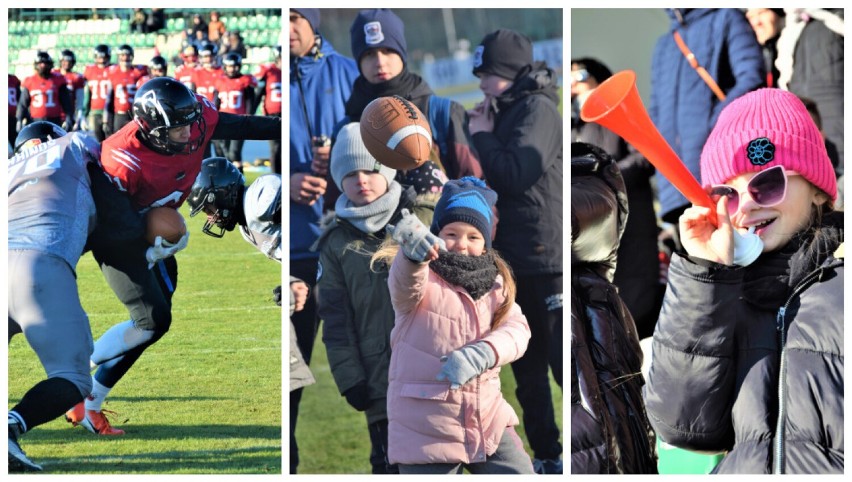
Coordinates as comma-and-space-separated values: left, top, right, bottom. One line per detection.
64, 77, 281, 435
174, 44, 200, 90
83, 44, 112, 141
135, 55, 169, 89
255, 46, 283, 173
8, 73, 21, 154
17, 51, 74, 133
191, 41, 223, 103
55, 49, 86, 131
214, 53, 257, 172
103, 44, 149, 136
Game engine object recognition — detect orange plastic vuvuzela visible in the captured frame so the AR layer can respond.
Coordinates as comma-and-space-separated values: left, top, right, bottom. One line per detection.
580, 70, 717, 225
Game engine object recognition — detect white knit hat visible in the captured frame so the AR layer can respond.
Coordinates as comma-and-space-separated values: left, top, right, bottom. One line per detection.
330, 122, 397, 191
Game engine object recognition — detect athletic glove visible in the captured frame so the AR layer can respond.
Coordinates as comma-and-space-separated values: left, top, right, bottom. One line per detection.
436, 341, 496, 390
145, 232, 189, 269
386, 209, 445, 262
343, 383, 370, 411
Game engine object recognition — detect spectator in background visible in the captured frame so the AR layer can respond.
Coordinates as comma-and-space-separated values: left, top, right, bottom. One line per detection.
288, 7, 359, 474
188, 13, 208, 41
570, 142, 657, 474
745, 8, 785, 87
130, 8, 148, 34
220, 31, 247, 61
326, 9, 482, 210
571, 57, 661, 339
649, 8, 764, 232
208, 11, 227, 43
468, 29, 562, 474
146, 8, 165, 33
776, 8, 844, 190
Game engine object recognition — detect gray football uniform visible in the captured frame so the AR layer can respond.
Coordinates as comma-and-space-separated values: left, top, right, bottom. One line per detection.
8, 132, 101, 396
240, 174, 281, 262
9, 132, 100, 269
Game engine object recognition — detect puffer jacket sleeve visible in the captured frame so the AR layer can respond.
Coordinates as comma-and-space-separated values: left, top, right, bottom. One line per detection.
446, 102, 483, 179
480, 299, 530, 367
317, 240, 366, 395
643, 253, 744, 451
388, 249, 429, 316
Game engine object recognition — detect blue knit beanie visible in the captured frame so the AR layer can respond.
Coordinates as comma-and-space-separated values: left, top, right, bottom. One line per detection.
431, 177, 498, 248
350, 9, 407, 67
292, 9, 320, 33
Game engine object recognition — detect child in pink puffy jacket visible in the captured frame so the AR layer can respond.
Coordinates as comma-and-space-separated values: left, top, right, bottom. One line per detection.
371, 177, 534, 474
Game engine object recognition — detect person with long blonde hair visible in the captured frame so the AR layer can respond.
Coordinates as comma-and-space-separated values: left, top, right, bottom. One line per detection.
372, 176, 533, 474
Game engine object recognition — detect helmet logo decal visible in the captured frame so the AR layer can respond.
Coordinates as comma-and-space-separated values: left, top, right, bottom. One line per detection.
137, 89, 171, 127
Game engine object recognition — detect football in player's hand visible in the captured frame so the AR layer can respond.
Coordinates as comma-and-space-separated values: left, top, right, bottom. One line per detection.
360, 95, 433, 171
145, 207, 187, 245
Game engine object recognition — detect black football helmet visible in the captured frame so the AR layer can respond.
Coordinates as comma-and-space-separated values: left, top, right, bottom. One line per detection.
132, 77, 206, 155
34, 51, 53, 76
222, 53, 242, 78
149, 55, 168, 76
60, 49, 76, 71
187, 157, 246, 238
93, 44, 111, 65
199, 42, 218, 67
117, 44, 134, 67
14, 121, 67, 154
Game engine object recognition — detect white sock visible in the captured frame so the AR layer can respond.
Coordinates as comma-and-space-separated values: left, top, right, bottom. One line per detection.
9, 411, 27, 432
85, 379, 112, 412
91, 320, 155, 365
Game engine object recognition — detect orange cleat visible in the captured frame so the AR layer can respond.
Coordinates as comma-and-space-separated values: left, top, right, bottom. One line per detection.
65, 402, 125, 436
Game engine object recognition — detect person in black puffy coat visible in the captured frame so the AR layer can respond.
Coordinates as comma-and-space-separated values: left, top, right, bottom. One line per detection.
643, 88, 843, 474
570, 142, 658, 474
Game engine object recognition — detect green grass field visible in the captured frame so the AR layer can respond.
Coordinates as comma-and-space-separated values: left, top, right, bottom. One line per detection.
295, 317, 563, 474
8, 172, 283, 474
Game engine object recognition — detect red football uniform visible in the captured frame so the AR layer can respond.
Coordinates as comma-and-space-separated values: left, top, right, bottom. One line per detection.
106, 65, 149, 114
254, 63, 281, 115
55, 69, 86, 121
22, 72, 68, 118
83, 64, 110, 111
136, 75, 153, 89
100, 95, 220, 210
9, 74, 20, 117
215, 74, 258, 115
174, 64, 199, 88
192, 67, 224, 103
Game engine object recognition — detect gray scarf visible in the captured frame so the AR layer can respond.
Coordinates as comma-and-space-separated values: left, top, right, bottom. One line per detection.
335, 181, 402, 234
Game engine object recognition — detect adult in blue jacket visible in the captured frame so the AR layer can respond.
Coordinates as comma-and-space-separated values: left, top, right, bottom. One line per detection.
650, 8, 764, 225
288, 8, 359, 474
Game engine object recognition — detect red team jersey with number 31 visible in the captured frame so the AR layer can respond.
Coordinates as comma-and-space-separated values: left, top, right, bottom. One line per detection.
100, 95, 219, 210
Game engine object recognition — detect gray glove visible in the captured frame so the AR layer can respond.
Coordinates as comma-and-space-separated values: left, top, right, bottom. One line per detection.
145, 232, 189, 269
436, 341, 496, 389
386, 209, 446, 262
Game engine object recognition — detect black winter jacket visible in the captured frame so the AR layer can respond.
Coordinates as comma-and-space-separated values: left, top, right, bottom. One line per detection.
644, 213, 844, 474
570, 143, 657, 474
475, 62, 562, 276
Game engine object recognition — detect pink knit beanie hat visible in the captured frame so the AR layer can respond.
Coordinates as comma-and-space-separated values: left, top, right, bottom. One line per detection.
700, 88, 837, 201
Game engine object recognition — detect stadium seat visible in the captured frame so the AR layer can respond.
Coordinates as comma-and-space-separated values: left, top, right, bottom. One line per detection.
237, 16, 248, 31
120, 19, 130, 33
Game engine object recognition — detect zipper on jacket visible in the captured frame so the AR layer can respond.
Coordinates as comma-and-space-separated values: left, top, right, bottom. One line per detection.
772, 269, 823, 474
293, 57, 316, 145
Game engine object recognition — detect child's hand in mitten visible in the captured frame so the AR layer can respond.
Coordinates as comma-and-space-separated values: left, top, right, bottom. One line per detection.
436, 342, 496, 389
387, 209, 446, 262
